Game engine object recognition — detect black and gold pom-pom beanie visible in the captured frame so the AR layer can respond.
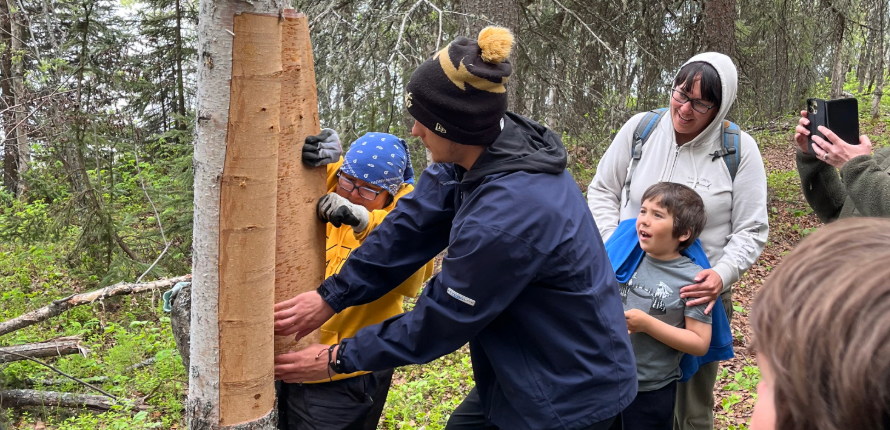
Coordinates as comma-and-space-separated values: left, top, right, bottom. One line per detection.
405, 27, 514, 146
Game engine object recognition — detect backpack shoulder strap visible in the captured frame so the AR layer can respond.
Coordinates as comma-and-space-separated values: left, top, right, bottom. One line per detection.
624, 108, 668, 205
708, 120, 741, 181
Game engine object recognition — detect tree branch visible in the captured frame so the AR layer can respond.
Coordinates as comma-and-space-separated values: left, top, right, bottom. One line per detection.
0, 275, 191, 337
24, 357, 155, 386
0, 351, 118, 399
551, 0, 614, 56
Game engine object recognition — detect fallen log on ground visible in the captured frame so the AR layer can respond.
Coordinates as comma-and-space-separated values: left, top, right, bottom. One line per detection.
0, 389, 147, 411
0, 275, 191, 337
0, 336, 84, 363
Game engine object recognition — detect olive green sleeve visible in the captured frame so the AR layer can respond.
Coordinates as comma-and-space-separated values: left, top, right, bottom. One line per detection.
796, 149, 847, 223
839, 148, 890, 218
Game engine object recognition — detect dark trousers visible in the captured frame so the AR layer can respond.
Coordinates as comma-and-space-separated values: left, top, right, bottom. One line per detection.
276, 368, 394, 430
445, 386, 618, 430
609, 381, 677, 430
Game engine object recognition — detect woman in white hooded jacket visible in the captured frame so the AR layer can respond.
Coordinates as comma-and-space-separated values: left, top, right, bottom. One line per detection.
587, 52, 768, 430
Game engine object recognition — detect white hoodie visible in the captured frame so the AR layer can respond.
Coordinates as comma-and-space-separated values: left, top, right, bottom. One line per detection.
587, 52, 768, 291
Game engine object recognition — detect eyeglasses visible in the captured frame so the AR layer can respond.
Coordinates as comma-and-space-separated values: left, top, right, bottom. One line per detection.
670, 88, 715, 114
337, 172, 386, 201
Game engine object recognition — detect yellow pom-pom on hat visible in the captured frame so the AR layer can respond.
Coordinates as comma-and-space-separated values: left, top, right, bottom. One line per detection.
478, 26, 514, 64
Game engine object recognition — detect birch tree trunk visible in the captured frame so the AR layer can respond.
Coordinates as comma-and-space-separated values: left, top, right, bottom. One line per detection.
274, 13, 326, 355
191, 0, 284, 428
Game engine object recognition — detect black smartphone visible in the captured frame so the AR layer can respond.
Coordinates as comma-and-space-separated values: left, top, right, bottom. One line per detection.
806, 98, 859, 154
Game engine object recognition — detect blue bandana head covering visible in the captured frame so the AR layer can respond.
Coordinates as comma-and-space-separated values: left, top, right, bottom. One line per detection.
341, 132, 415, 196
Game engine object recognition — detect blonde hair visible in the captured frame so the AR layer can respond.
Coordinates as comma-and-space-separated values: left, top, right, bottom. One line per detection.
751, 218, 890, 430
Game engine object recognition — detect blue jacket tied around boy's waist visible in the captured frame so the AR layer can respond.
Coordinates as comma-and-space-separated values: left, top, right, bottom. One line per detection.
604, 218, 735, 381
318, 112, 638, 430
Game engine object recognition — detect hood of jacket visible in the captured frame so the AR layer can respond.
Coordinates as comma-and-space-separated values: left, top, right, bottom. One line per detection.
671, 52, 738, 148
462, 112, 567, 183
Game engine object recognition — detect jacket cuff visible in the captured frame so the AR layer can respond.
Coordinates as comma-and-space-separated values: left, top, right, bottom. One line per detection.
712, 262, 737, 294
795, 147, 819, 161
317, 278, 346, 313
332, 338, 357, 374
839, 154, 874, 179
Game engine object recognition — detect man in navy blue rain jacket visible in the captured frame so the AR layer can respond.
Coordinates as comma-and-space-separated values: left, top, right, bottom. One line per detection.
273, 26, 637, 430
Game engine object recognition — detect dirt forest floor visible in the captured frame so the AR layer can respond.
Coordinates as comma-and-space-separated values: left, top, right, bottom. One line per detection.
710, 128, 822, 429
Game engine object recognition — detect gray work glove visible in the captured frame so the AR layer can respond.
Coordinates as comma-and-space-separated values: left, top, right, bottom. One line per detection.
317, 192, 369, 233
302, 129, 342, 167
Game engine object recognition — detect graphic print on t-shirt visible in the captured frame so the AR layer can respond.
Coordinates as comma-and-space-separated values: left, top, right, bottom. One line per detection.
620, 273, 672, 316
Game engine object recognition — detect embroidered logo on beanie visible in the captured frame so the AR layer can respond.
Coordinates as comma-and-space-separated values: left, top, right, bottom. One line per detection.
435, 123, 447, 134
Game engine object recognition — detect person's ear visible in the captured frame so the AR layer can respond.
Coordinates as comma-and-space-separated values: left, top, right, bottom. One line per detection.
678, 229, 692, 243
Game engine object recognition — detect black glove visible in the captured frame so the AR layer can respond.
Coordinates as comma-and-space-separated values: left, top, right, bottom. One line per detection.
316, 193, 369, 232
302, 129, 342, 167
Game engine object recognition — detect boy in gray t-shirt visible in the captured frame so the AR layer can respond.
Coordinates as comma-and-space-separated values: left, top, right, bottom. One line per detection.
608, 183, 712, 430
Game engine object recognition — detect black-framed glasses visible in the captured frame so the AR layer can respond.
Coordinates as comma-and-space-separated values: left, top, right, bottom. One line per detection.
670, 88, 715, 114
337, 172, 386, 201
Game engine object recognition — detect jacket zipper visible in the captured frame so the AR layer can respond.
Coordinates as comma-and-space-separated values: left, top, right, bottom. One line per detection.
667, 145, 681, 181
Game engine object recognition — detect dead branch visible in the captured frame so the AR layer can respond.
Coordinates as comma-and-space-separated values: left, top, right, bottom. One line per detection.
0, 351, 118, 399
551, 0, 614, 56
22, 357, 155, 387
389, 0, 443, 64
0, 275, 191, 338
0, 336, 86, 363
24, 357, 156, 386
0, 389, 147, 412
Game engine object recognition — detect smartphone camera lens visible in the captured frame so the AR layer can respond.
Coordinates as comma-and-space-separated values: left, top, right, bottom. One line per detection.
808, 100, 818, 115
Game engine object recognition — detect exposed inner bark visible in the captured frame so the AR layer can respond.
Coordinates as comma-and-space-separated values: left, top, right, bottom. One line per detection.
216, 12, 281, 427
274, 12, 326, 355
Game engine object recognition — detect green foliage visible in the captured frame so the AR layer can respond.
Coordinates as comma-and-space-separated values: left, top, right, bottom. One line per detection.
766, 170, 801, 203
0, 192, 57, 243
383, 347, 474, 430
0, 241, 185, 427
722, 366, 761, 393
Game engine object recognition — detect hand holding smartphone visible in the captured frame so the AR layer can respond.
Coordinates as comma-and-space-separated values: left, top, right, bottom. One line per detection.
806, 98, 859, 154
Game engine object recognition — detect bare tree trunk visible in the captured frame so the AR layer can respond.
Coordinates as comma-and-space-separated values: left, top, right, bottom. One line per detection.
7, 0, 28, 197
858, 0, 876, 91
830, 8, 847, 99
704, 0, 736, 56
170, 283, 191, 370
0, 0, 16, 195
191, 0, 284, 427
871, 0, 886, 118
174, 0, 187, 131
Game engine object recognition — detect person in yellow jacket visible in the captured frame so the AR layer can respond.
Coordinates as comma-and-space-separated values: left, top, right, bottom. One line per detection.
276, 129, 434, 430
